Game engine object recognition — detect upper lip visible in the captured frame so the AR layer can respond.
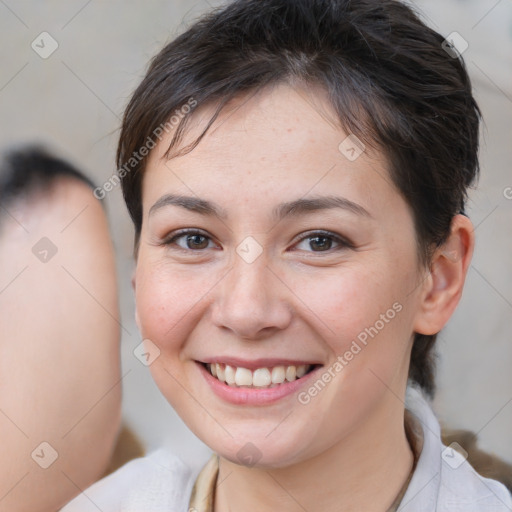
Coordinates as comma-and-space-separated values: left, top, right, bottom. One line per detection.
197, 357, 322, 370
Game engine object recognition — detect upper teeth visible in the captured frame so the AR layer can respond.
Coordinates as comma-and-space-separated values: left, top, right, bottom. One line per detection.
208, 363, 310, 388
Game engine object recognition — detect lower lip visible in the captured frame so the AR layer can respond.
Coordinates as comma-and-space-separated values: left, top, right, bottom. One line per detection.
197, 362, 321, 405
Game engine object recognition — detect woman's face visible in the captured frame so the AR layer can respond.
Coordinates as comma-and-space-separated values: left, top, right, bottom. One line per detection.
134, 83, 427, 468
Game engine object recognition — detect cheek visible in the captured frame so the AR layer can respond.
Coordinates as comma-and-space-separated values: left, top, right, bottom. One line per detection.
287, 254, 417, 394
135, 258, 214, 351
289, 264, 415, 431
294, 263, 410, 341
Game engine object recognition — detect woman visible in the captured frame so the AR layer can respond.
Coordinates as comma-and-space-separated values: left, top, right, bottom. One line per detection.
63, 0, 512, 510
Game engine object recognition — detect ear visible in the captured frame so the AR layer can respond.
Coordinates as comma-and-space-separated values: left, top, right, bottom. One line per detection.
413, 214, 474, 336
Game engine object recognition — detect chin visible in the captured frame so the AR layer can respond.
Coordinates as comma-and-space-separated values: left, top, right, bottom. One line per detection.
202, 426, 313, 469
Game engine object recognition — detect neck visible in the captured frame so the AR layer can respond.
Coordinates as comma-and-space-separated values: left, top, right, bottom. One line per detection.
215, 391, 415, 512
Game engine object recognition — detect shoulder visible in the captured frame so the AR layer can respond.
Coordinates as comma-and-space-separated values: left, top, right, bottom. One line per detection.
402, 384, 512, 512
60, 448, 198, 512
438, 450, 512, 512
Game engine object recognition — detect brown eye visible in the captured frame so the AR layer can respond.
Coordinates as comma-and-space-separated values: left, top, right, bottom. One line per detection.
309, 235, 333, 251
293, 231, 349, 253
185, 234, 209, 249
164, 230, 216, 251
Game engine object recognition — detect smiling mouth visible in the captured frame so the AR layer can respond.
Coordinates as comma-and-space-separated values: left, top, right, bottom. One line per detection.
204, 362, 317, 389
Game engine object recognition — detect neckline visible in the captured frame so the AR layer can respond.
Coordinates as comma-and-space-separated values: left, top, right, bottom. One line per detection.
188, 409, 424, 512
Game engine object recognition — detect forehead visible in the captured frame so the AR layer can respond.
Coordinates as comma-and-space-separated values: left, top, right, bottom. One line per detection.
142, 83, 396, 215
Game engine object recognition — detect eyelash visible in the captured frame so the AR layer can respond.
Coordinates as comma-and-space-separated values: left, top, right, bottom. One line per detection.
162, 229, 353, 254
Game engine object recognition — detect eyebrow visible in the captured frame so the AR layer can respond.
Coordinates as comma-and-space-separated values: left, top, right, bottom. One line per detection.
149, 194, 227, 218
148, 194, 371, 220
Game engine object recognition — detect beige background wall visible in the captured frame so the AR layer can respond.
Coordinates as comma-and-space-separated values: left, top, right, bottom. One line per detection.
1, 0, 510, 471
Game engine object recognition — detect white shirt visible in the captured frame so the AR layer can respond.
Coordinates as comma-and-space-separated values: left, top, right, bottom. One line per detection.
61, 384, 512, 511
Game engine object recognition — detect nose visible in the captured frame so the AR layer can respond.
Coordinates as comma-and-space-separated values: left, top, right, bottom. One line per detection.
210, 256, 293, 340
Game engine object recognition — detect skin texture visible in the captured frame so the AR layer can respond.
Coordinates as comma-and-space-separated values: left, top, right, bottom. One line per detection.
134, 83, 474, 511
0, 177, 121, 512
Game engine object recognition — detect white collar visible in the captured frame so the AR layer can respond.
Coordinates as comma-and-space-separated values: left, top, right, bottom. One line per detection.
399, 383, 512, 511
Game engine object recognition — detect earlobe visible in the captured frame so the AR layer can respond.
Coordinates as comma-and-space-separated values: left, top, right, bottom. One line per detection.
413, 214, 474, 335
